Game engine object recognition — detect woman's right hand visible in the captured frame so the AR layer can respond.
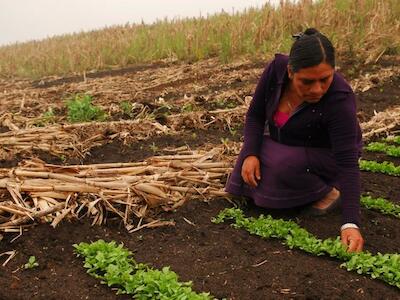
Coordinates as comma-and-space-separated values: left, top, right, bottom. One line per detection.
241, 156, 261, 187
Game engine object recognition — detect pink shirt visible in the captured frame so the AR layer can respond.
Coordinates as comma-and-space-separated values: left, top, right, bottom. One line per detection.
273, 110, 290, 128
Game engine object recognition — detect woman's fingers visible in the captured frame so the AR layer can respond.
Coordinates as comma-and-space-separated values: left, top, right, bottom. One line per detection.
242, 169, 257, 187
241, 156, 261, 187
255, 163, 261, 181
347, 239, 358, 253
248, 171, 258, 187
341, 228, 364, 253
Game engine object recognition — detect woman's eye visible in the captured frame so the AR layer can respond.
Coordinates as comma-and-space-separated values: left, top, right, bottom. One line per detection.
302, 79, 314, 85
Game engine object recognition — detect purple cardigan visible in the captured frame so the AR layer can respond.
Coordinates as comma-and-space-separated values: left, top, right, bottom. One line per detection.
242, 54, 362, 225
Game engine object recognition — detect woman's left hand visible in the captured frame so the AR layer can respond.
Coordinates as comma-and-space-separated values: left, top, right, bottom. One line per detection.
341, 228, 364, 253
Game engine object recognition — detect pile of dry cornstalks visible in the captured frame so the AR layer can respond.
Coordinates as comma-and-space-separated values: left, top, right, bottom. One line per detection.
0, 147, 231, 233
361, 106, 400, 139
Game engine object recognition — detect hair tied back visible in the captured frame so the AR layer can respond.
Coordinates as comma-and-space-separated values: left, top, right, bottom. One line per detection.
292, 32, 304, 40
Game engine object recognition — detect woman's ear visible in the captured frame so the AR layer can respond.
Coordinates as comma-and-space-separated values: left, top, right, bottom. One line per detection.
287, 65, 294, 80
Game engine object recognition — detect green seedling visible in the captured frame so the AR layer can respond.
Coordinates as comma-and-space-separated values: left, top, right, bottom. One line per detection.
220, 137, 229, 145
24, 256, 39, 269
149, 142, 159, 153
34, 107, 56, 126
119, 101, 133, 116
229, 127, 237, 136
214, 99, 237, 109
181, 103, 194, 113
66, 94, 107, 123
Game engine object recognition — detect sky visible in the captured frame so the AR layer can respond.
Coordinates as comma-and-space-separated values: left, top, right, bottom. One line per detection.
0, 0, 275, 46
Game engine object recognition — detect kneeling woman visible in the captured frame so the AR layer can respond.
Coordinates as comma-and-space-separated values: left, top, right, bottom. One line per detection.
225, 28, 364, 253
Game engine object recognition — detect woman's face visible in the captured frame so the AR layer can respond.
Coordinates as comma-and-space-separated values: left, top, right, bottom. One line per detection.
288, 62, 334, 103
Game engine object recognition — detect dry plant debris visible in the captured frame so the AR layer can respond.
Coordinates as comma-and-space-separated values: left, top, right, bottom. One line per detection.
0, 147, 231, 233
351, 66, 400, 93
361, 106, 400, 139
0, 116, 169, 160
0, 58, 260, 123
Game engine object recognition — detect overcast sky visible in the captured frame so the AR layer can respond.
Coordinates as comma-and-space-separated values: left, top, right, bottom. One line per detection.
0, 0, 276, 46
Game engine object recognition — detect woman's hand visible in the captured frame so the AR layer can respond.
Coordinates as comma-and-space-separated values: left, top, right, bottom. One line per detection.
241, 156, 261, 187
341, 228, 364, 253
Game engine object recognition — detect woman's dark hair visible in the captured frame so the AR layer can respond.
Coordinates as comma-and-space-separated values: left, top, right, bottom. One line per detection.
288, 28, 335, 72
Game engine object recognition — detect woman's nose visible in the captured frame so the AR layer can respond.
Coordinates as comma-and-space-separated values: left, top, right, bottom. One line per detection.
310, 82, 323, 95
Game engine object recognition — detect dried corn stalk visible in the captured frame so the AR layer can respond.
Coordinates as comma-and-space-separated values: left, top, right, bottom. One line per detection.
361, 106, 400, 139
0, 147, 231, 233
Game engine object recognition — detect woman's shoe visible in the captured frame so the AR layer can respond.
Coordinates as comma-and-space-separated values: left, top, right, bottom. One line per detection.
302, 189, 341, 216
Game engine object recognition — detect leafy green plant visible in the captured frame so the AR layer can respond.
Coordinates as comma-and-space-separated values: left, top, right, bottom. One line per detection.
181, 103, 195, 113
359, 160, 400, 176
74, 240, 213, 299
120, 101, 133, 117
365, 142, 400, 157
220, 137, 230, 146
149, 142, 159, 153
344, 252, 400, 284
24, 256, 39, 269
34, 107, 56, 126
214, 99, 237, 109
361, 195, 400, 218
66, 94, 107, 123
212, 208, 400, 289
385, 136, 400, 145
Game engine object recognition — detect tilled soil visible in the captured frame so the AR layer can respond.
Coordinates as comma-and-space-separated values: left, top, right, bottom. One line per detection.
1, 191, 400, 300
0, 58, 400, 299
0, 150, 399, 300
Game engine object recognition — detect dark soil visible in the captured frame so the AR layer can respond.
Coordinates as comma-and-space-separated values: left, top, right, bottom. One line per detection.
356, 74, 400, 123
30, 61, 172, 88
1, 59, 400, 299
1, 194, 400, 300
1, 147, 399, 300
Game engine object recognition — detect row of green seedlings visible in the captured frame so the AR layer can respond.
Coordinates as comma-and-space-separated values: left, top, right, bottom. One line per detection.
365, 137, 400, 158
212, 208, 400, 289
359, 135, 400, 175
359, 160, 400, 176
37, 93, 240, 126
361, 195, 400, 219
74, 240, 215, 300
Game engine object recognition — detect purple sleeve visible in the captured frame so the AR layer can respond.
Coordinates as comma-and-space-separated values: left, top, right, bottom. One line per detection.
326, 93, 361, 226
241, 61, 275, 159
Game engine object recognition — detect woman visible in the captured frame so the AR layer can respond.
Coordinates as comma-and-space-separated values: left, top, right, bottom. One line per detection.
225, 28, 364, 253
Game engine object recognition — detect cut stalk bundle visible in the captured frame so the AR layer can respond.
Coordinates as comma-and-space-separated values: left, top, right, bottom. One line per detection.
0, 148, 231, 233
